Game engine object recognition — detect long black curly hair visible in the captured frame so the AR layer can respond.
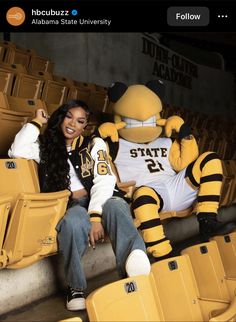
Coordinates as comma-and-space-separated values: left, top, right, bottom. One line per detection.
38, 99, 90, 193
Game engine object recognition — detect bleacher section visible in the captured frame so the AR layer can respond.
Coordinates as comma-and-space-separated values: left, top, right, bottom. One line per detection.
0, 40, 236, 320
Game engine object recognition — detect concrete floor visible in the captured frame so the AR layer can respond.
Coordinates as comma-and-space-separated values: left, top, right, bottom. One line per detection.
0, 270, 120, 322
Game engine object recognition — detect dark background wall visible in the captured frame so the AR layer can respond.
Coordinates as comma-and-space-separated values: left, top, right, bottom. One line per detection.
2, 32, 235, 117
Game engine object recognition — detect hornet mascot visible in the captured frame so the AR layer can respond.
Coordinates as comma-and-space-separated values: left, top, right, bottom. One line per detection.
99, 80, 235, 259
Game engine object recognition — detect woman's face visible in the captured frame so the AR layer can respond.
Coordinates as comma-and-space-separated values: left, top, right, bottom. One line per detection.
61, 106, 88, 145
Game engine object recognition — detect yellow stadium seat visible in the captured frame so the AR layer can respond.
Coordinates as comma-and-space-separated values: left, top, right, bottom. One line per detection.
95, 84, 108, 92
28, 55, 54, 73
41, 80, 68, 104
74, 81, 96, 92
69, 86, 90, 104
0, 91, 9, 109
12, 73, 44, 99
181, 241, 236, 320
67, 86, 78, 101
0, 41, 17, 64
87, 254, 236, 322
88, 91, 107, 114
46, 103, 59, 116
0, 193, 12, 268
86, 274, 164, 322
152, 254, 236, 321
212, 232, 236, 279
4, 46, 34, 68
0, 45, 4, 62
0, 159, 40, 205
0, 108, 32, 156
28, 70, 53, 80
151, 255, 203, 321
0, 159, 70, 268
7, 95, 47, 115
0, 62, 28, 74
53, 75, 75, 86
0, 68, 14, 95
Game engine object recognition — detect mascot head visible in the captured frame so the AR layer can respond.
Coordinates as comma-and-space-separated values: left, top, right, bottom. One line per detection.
108, 80, 165, 143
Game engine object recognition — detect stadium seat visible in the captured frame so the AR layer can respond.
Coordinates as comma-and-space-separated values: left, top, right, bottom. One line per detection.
88, 90, 107, 114
212, 232, 236, 279
53, 75, 74, 86
41, 80, 68, 104
0, 61, 28, 74
46, 102, 59, 116
68, 85, 91, 104
67, 86, 78, 101
86, 274, 164, 322
0, 45, 4, 62
12, 73, 44, 99
0, 108, 32, 156
28, 70, 53, 80
181, 241, 236, 319
151, 255, 203, 321
0, 159, 70, 268
0, 41, 17, 64
0, 91, 9, 109
151, 254, 236, 321
28, 55, 54, 73
0, 159, 40, 205
0, 193, 12, 268
87, 254, 236, 322
7, 95, 47, 116
4, 46, 34, 68
0, 68, 14, 95
95, 84, 108, 92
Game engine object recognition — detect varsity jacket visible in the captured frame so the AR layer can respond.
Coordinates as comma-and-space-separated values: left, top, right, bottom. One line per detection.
8, 121, 120, 222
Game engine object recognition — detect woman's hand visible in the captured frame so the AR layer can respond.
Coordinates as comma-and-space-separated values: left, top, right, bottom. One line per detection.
35, 109, 50, 125
89, 222, 105, 249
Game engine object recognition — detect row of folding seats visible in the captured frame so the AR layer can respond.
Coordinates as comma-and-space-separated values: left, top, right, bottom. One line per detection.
160, 104, 236, 208
0, 158, 70, 269
0, 61, 108, 115
163, 104, 236, 160
0, 40, 54, 73
86, 235, 236, 321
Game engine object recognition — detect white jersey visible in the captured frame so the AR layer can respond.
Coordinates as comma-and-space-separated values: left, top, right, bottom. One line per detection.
114, 137, 197, 212
115, 138, 176, 186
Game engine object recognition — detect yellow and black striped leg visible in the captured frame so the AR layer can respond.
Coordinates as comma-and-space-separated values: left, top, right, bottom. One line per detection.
186, 152, 235, 240
132, 186, 172, 258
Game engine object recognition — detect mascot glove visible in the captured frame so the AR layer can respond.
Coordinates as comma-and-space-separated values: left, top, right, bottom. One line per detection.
157, 115, 184, 137
98, 122, 126, 142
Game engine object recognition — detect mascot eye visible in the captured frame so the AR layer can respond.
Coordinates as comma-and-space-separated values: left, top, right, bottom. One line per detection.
146, 80, 165, 99
108, 82, 128, 102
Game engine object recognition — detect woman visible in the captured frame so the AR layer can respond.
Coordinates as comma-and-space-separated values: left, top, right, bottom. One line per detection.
8, 100, 150, 311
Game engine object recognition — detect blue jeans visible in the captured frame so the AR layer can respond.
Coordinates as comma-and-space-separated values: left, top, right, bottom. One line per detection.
56, 196, 146, 290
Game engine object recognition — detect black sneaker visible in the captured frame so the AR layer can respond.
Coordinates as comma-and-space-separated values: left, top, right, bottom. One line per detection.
197, 212, 236, 242
66, 286, 86, 311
